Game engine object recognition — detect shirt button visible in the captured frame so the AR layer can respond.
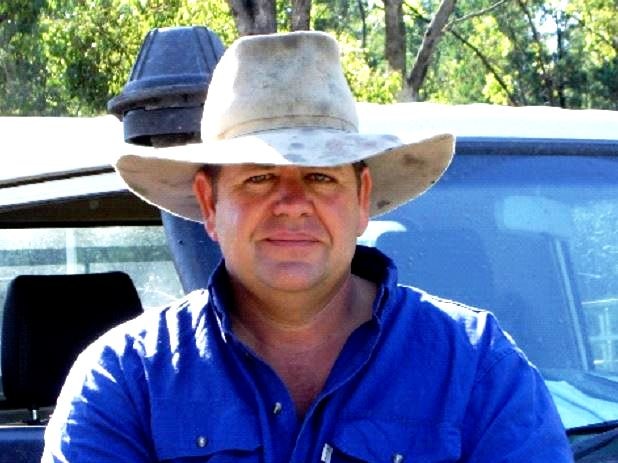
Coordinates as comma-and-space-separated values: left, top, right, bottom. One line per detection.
392, 454, 404, 463
196, 436, 208, 448
272, 402, 283, 415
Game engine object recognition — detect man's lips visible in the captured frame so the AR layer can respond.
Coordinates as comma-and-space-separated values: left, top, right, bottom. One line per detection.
260, 231, 322, 246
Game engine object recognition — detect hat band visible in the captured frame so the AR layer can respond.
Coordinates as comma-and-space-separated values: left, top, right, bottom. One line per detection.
214, 115, 358, 140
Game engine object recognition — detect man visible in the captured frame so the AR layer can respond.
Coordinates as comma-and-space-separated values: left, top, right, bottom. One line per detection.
43, 31, 572, 462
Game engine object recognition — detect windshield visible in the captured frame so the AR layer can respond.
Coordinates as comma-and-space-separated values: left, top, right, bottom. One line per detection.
360, 151, 618, 430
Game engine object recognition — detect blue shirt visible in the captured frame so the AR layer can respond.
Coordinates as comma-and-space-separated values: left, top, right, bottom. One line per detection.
43, 246, 573, 462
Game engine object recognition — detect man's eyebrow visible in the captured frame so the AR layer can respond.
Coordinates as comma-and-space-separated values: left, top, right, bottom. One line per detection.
240, 164, 277, 171
301, 165, 350, 172
236, 164, 351, 174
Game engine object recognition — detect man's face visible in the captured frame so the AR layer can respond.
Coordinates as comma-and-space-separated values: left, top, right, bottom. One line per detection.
193, 164, 372, 294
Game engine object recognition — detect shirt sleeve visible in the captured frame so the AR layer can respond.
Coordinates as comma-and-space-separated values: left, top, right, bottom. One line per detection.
460, 325, 574, 462
42, 329, 156, 463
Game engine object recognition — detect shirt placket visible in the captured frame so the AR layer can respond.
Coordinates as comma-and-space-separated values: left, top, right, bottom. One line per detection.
210, 281, 300, 463
288, 317, 382, 463
233, 339, 301, 463
206, 252, 392, 463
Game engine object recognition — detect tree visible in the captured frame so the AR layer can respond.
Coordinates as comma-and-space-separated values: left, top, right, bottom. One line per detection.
0, 0, 237, 116
384, 0, 406, 76
226, 0, 312, 34
292, 0, 312, 30
563, 0, 617, 108
402, 0, 520, 104
403, 0, 457, 100
1, 0, 617, 114
0, 0, 54, 114
227, 0, 277, 34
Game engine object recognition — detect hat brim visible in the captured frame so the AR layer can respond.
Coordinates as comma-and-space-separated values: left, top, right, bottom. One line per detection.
115, 128, 454, 221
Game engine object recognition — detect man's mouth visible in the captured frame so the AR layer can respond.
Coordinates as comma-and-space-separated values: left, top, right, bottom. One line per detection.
262, 232, 321, 246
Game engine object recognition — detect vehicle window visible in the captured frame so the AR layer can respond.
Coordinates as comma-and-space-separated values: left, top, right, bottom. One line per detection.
572, 200, 618, 374
360, 152, 618, 429
0, 225, 183, 315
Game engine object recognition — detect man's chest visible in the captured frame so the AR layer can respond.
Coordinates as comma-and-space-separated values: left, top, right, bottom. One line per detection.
146, 325, 469, 463
149, 382, 464, 463
264, 341, 345, 417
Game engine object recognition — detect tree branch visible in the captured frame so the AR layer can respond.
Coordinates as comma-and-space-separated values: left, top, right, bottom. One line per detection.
501, 20, 529, 105
515, 0, 555, 104
450, 29, 519, 105
445, 0, 510, 30
357, 0, 367, 49
402, 1, 430, 23
570, 15, 617, 51
404, 0, 519, 105
405, 0, 457, 100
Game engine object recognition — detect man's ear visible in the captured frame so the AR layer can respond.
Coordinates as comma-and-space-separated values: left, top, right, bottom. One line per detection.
357, 166, 372, 236
193, 170, 219, 241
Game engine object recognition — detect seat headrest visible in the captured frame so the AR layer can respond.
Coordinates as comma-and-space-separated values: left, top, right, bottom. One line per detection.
1, 272, 143, 410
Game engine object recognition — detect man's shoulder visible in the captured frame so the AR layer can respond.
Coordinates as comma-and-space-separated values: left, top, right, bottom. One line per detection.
126, 288, 209, 328
84, 289, 212, 359
394, 283, 490, 325
392, 284, 521, 359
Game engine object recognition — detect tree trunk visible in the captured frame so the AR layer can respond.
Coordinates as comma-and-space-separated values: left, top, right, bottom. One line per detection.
357, 0, 368, 49
404, 0, 457, 101
226, 0, 277, 35
384, 0, 406, 75
555, 14, 567, 108
291, 0, 311, 30
516, 0, 555, 105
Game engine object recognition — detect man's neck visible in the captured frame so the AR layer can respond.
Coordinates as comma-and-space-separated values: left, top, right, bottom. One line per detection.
229, 273, 372, 348
229, 273, 376, 416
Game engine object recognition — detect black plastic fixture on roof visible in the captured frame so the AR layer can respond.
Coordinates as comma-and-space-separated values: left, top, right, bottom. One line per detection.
107, 26, 225, 147
108, 25, 225, 293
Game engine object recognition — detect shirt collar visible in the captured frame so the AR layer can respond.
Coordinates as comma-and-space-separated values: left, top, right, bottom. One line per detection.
351, 245, 397, 289
206, 245, 398, 333
351, 245, 398, 319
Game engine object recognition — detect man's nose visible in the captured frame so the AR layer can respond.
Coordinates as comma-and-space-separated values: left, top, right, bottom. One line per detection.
271, 177, 313, 217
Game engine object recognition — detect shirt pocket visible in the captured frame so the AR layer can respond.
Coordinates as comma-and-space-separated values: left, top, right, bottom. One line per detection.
326, 418, 461, 463
151, 399, 262, 463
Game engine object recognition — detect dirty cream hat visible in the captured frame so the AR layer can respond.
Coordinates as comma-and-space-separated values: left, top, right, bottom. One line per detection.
116, 31, 455, 221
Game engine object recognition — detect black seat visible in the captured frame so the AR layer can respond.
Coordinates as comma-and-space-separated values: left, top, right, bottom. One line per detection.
0, 271, 143, 462
1, 271, 143, 417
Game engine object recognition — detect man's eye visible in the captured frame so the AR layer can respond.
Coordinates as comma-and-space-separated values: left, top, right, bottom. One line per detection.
307, 173, 334, 183
246, 174, 273, 184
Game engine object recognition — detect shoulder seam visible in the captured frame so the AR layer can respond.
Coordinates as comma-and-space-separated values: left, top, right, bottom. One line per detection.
474, 348, 521, 385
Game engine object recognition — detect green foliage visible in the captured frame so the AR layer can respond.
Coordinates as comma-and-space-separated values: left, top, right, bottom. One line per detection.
1, 0, 617, 114
0, 0, 236, 116
416, 0, 618, 109
338, 33, 402, 103
312, 0, 402, 102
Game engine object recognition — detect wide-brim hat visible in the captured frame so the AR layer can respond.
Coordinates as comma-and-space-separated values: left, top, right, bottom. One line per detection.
116, 31, 455, 221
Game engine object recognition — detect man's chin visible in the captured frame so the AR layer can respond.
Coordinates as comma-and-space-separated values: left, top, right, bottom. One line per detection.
256, 261, 325, 292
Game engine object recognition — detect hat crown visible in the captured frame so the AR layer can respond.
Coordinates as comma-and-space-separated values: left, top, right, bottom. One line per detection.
203, 31, 359, 140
